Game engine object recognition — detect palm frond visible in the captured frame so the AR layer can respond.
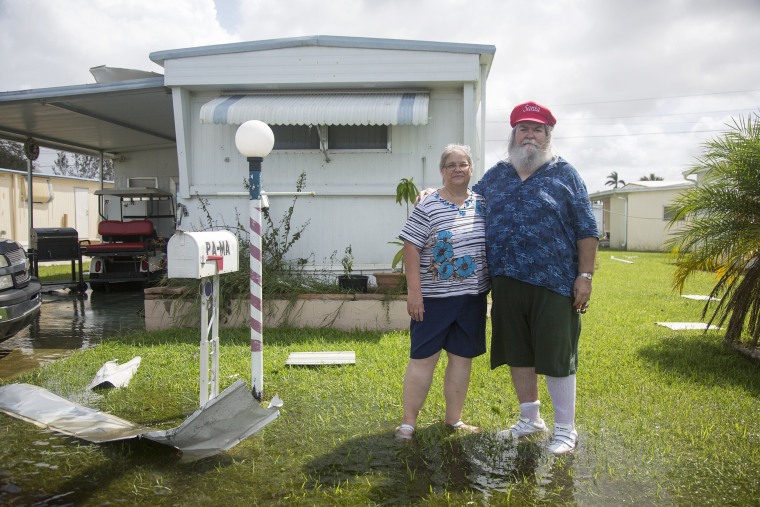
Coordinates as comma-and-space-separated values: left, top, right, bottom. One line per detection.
666, 111, 760, 345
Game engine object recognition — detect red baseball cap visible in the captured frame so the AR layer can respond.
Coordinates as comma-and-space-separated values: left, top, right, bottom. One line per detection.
510, 101, 557, 127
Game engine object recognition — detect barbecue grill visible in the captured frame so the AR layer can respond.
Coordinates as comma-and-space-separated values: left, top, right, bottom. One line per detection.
29, 227, 86, 291
31, 228, 80, 260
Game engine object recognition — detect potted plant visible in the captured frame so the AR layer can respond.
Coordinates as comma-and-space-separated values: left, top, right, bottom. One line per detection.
374, 177, 418, 292
337, 245, 368, 292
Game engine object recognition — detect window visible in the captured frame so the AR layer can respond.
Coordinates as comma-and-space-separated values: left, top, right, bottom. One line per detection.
271, 125, 320, 150
128, 177, 157, 188
329, 125, 388, 150
271, 125, 389, 151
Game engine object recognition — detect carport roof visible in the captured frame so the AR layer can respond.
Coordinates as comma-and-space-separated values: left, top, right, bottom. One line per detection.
0, 77, 175, 158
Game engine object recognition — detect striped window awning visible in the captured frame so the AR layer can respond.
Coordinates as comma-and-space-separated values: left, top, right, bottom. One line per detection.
199, 91, 429, 126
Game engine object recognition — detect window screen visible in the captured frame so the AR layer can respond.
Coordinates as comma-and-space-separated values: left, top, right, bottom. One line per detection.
271, 125, 320, 150
329, 125, 388, 149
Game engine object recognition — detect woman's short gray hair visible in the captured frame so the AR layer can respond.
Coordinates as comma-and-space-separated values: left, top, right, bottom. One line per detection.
439, 144, 473, 171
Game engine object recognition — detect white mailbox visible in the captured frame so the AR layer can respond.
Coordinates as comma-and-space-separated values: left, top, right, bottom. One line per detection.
167, 230, 239, 279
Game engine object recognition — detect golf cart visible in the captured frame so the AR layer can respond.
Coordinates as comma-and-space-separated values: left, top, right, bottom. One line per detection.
80, 187, 176, 291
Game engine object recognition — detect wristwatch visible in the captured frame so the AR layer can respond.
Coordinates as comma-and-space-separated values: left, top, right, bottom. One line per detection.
578, 272, 593, 281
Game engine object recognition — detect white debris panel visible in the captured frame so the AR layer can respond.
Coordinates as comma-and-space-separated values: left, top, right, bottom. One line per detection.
0, 379, 278, 461
656, 322, 721, 330
88, 357, 142, 390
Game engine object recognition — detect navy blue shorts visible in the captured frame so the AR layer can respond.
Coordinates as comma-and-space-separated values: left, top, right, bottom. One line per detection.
409, 293, 488, 359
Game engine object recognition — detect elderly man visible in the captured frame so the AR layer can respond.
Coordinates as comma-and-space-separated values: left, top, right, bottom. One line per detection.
472, 101, 598, 454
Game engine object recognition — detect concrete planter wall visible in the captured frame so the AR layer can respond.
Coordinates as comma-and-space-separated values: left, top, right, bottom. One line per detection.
144, 287, 409, 332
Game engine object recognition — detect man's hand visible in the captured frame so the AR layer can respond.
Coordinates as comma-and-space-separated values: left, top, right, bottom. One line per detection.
414, 187, 436, 206
572, 277, 592, 313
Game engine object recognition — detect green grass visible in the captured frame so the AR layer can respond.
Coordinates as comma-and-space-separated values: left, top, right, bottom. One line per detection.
35, 261, 90, 283
1, 251, 759, 505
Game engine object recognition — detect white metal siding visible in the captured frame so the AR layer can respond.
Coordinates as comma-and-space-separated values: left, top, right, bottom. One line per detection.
163, 47, 482, 88
179, 89, 466, 268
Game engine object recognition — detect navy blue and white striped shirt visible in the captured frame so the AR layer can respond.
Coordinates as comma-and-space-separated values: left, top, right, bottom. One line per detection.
399, 191, 490, 298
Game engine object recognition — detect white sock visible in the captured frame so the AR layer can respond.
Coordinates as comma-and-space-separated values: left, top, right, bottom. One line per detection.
546, 374, 576, 427
519, 400, 541, 422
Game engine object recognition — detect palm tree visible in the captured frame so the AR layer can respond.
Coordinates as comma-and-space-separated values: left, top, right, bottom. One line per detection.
605, 171, 626, 189
665, 113, 760, 347
639, 173, 664, 181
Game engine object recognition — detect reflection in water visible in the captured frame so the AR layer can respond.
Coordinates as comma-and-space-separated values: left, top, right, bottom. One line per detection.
466, 436, 577, 504
304, 427, 579, 504
0, 289, 145, 379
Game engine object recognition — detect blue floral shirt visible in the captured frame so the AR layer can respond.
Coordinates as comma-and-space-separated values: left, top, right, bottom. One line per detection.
399, 191, 490, 298
472, 157, 598, 298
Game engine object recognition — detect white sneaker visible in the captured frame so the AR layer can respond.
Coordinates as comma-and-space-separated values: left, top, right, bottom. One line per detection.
548, 423, 578, 454
497, 416, 548, 440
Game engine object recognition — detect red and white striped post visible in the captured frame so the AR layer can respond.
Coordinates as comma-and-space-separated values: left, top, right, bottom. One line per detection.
234, 120, 274, 401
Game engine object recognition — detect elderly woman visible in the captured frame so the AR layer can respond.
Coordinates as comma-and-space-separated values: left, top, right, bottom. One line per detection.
395, 144, 490, 440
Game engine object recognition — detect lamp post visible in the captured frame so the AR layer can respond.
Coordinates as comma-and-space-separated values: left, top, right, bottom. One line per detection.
234, 120, 275, 401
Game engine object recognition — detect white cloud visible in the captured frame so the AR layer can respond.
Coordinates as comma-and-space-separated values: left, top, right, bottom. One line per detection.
0, 0, 236, 89
0, 0, 758, 190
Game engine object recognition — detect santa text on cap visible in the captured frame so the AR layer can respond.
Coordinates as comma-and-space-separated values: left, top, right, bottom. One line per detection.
510, 101, 557, 128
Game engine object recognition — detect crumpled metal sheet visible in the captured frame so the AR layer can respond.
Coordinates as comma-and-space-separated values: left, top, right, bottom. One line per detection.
0, 383, 148, 442
0, 379, 278, 461
143, 380, 280, 461
87, 356, 142, 390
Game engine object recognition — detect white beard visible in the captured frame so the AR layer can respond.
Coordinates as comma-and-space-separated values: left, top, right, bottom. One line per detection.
509, 140, 552, 173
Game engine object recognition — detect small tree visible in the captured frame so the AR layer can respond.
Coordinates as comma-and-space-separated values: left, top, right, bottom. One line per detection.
340, 245, 355, 278
53, 151, 114, 180
395, 177, 419, 216
666, 113, 760, 347
639, 173, 664, 181
0, 140, 31, 171
390, 177, 419, 272
54, 152, 71, 173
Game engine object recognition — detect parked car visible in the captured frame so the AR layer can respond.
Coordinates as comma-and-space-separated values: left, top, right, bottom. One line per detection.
80, 187, 175, 291
0, 238, 42, 341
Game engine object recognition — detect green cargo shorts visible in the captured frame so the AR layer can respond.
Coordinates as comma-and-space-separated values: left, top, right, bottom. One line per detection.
490, 276, 581, 376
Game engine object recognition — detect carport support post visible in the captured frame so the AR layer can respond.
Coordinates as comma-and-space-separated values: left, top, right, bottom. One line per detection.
235, 120, 275, 402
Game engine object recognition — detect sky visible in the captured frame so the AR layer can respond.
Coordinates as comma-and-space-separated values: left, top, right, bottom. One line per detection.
1, 0, 759, 193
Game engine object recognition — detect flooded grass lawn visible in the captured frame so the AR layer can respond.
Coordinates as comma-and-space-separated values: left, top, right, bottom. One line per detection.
1, 252, 759, 505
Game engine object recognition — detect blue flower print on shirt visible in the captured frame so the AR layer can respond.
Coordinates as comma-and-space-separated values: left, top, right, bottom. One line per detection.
428, 228, 478, 281
454, 255, 476, 277
437, 193, 475, 216
438, 261, 455, 280
433, 240, 454, 262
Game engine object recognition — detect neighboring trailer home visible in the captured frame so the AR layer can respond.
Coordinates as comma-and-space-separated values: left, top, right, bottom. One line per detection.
589, 180, 695, 252
0, 168, 113, 248
0, 36, 496, 274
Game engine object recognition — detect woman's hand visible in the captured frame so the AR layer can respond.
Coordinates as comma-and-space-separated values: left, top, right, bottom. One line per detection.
407, 291, 424, 321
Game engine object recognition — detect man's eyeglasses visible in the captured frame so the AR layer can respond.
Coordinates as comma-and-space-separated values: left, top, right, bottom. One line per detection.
444, 162, 470, 171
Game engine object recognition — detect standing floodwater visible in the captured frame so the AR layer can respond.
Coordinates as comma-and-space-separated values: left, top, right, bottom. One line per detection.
0, 289, 145, 379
